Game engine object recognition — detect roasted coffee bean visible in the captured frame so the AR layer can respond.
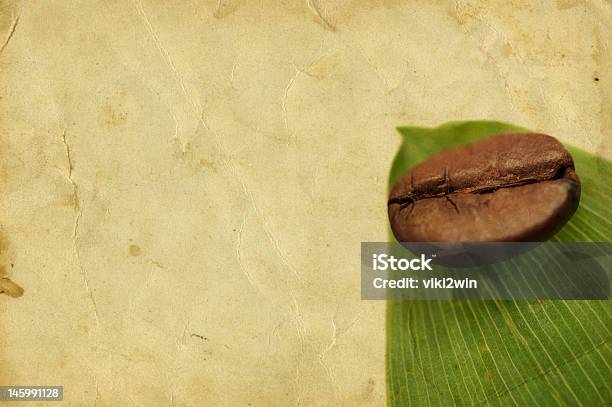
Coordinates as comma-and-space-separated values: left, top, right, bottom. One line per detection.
388, 133, 581, 242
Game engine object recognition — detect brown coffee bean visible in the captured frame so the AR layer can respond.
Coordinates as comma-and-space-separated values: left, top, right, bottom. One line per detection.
388, 133, 581, 242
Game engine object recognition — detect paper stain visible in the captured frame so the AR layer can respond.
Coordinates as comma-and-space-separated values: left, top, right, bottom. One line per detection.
129, 244, 142, 257
0, 2, 21, 387
500, 43, 513, 58
555, 0, 581, 11
0, 276, 23, 298
0, 234, 23, 298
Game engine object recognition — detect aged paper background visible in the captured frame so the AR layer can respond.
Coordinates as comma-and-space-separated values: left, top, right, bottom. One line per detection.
0, 0, 610, 405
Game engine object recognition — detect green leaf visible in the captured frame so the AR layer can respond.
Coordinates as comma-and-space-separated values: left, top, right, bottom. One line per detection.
386, 121, 612, 406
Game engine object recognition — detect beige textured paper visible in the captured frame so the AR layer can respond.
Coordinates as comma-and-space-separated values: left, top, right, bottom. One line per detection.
0, 1, 610, 405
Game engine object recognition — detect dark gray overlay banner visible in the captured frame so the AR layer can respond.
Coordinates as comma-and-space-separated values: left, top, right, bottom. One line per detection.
361, 243, 612, 300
